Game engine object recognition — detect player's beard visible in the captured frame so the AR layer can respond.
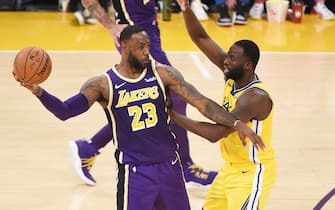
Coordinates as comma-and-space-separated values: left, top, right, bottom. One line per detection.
225, 65, 244, 81
128, 52, 146, 71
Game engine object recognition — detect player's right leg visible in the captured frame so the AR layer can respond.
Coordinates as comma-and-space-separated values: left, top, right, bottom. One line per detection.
116, 154, 190, 210
68, 124, 112, 185
203, 161, 277, 210
115, 162, 158, 210
202, 167, 228, 210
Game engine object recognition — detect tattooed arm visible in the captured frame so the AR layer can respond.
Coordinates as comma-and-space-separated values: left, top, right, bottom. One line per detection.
169, 109, 234, 142
80, 74, 109, 108
157, 64, 265, 150
17, 75, 109, 120
158, 64, 236, 127
81, 0, 114, 29
81, 0, 127, 46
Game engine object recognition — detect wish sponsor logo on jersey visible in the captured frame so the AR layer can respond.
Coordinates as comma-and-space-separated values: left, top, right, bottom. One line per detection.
116, 86, 159, 108
144, 77, 156, 83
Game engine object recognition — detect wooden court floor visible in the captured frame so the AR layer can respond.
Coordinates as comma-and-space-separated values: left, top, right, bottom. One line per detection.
0, 11, 335, 210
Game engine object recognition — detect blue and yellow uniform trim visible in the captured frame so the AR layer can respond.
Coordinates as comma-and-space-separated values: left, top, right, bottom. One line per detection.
203, 75, 277, 210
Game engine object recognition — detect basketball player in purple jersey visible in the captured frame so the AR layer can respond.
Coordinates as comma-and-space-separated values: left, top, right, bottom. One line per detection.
67, 0, 217, 186
15, 26, 264, 210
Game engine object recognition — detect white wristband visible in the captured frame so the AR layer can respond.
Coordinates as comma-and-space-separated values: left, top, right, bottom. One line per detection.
233, 120, 241, 128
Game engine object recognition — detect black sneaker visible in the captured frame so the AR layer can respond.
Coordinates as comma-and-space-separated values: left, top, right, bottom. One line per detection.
235, 14, 247, 25
155, 0, 161, 12
216, 3, 232, 26
235, 2, 248, 25
170, 0, 181, 13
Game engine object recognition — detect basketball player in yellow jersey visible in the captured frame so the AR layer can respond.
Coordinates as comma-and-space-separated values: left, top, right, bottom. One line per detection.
169, 0, 277, 209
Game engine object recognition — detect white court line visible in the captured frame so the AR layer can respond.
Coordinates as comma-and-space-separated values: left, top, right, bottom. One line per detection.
189, 52, 211, 79
3, 50, 334, 80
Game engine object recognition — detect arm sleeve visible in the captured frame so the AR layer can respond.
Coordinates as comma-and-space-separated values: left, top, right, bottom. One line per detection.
37, 89, 89, 121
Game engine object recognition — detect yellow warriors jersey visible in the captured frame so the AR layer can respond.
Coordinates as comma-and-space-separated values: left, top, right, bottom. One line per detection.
221, 75, 275, 164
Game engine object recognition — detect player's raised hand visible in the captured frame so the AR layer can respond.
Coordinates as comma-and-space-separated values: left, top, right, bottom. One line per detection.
109, 24, 128, 47
233, 120, 266, 151
176, 0, 189, 11
13, 72, 42, 96
226, 0, 237, 9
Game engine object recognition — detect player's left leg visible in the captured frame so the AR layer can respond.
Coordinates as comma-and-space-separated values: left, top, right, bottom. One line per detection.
154, 154, 191, 210
116, 162, 157, 210
223, 161, 277, 210
202, 167, 228, 210
69, 124, 112, 185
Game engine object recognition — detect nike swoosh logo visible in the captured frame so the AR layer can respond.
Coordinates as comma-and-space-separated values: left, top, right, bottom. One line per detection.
171, 157, 178, 165
115, 82, 126, 89
242, 170, 248, 174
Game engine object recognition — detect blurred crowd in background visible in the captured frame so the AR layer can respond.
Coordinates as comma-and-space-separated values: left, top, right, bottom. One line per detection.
0, 0, 334, 26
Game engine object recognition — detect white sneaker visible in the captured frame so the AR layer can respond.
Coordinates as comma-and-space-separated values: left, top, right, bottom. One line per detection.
82, 9, 98, 24
75, 10, 98, 25
314, 2, 335, 20
249, 2, 264, 19
191, 0, 208, 21
74, 11, 85, 25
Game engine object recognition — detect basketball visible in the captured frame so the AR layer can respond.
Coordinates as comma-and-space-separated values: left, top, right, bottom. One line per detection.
13, 46, 52, 85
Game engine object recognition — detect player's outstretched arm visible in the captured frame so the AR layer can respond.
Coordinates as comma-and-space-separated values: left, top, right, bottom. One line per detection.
16, 75, 108, 121
81, 0, 127, 47
158, 64, 265, 150
79, 74, 109, 108
226, 0, 237, 9
176, 0, 226, 71
230, 88, 273, 147
82, 0, 114, 29
169, 109, 234, 142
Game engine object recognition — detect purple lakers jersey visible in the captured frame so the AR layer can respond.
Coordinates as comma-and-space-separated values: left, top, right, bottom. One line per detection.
104, 60, 177, 164
111, 0, 171, 65
111, 0, 157, 26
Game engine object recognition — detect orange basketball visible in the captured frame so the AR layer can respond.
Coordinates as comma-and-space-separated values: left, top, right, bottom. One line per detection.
13, 46, 52, 85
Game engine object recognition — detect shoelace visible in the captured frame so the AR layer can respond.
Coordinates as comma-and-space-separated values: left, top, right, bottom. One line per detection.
188, 164, 210, 180
189, 164, 210, 173
81, 155, 97, 171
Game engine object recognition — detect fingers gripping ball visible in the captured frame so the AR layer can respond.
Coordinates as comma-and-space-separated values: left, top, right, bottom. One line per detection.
13, 46, 52, 85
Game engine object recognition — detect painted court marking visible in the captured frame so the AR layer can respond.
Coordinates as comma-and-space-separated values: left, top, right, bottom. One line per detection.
189, 52, 211, 79
313, 188, 335, 210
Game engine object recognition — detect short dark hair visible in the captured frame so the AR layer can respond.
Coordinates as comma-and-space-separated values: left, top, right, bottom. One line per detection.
234, 40, 260, 69
120, 25, 145, 43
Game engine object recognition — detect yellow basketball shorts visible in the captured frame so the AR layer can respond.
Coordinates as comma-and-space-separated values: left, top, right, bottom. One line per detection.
203, 160, 277, 210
